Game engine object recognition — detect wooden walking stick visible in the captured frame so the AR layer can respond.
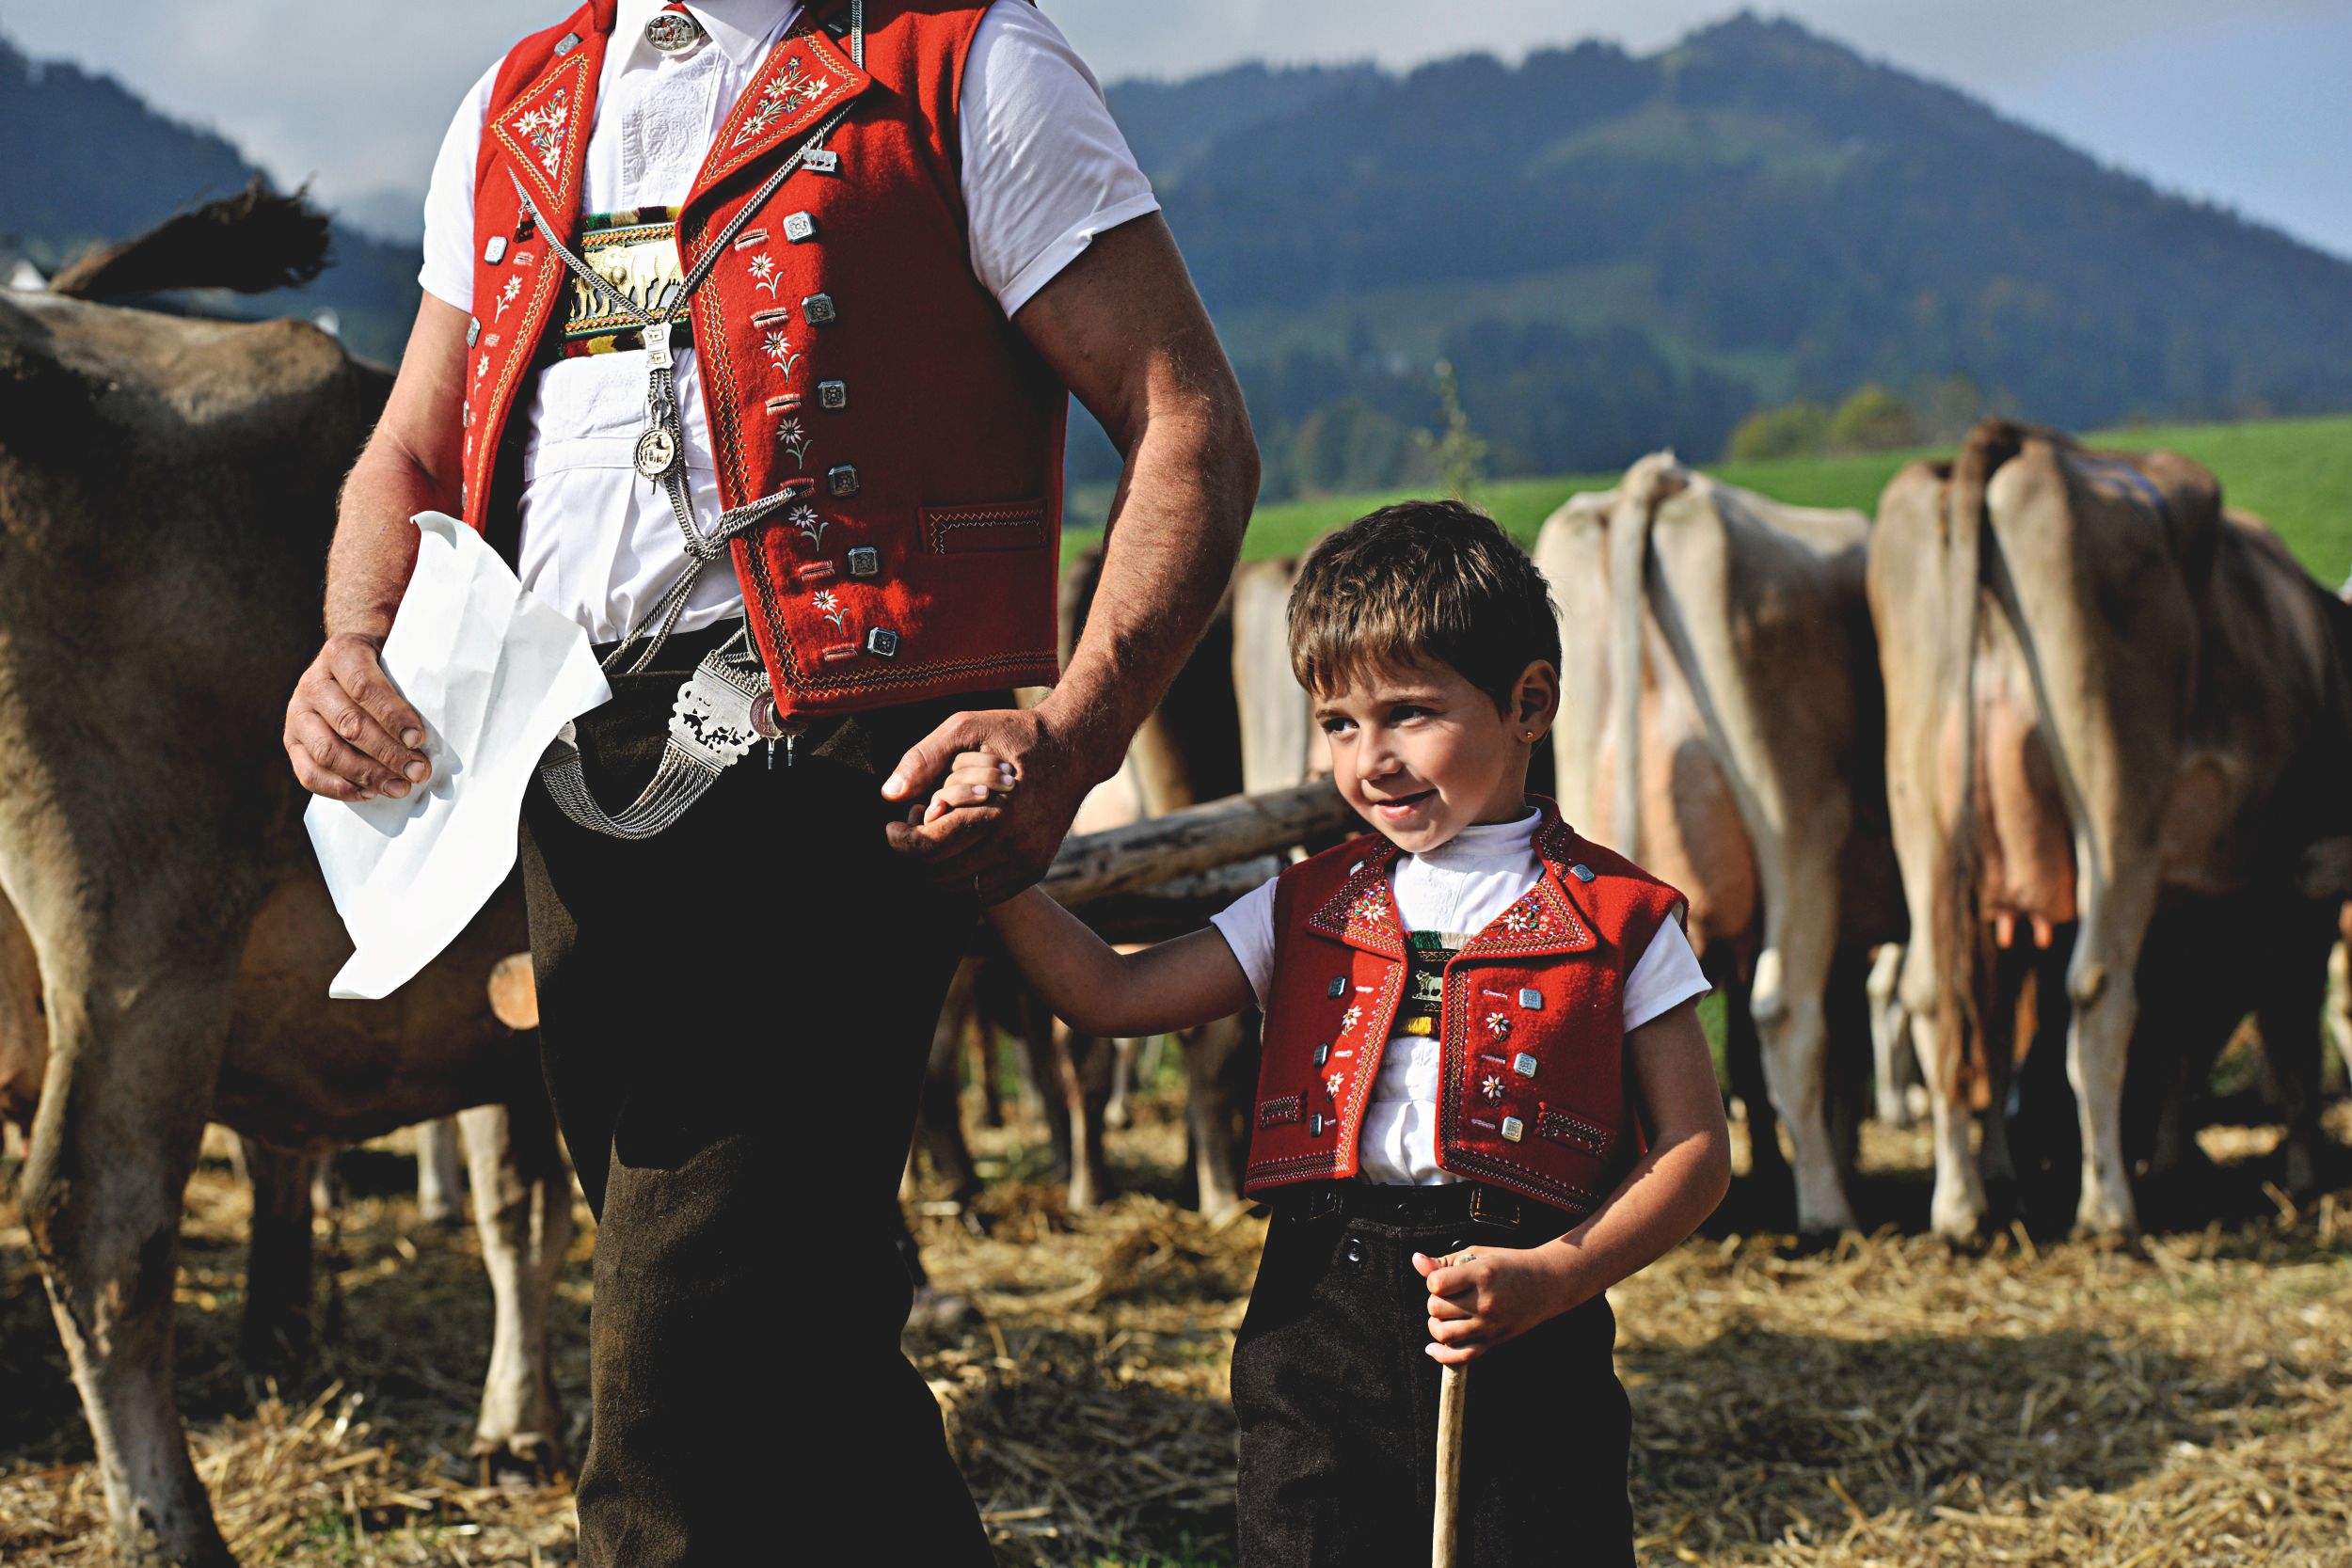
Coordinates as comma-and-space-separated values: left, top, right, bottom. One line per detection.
1432, 1360, 1469, 1568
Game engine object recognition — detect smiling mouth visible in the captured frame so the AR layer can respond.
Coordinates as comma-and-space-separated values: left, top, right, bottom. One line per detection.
1367, 788, 1437, 812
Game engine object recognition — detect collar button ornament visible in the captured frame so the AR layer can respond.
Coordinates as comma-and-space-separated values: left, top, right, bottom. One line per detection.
645, 8, 707, 55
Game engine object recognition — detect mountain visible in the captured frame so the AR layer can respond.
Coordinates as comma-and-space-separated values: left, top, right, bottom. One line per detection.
0, 35, 418, 363
1098, 12, 2352, 498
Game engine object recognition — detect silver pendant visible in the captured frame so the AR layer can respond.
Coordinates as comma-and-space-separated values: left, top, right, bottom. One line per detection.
645, 10, 706, 55
634, 424, 679, 481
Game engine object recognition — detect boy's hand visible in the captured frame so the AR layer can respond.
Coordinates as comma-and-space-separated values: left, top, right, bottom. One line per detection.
1413, 1242, 1586, 1365
916, 750, 1019, 826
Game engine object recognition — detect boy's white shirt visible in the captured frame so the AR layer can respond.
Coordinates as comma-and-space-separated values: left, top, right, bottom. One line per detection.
1211, 809, 1710, 1186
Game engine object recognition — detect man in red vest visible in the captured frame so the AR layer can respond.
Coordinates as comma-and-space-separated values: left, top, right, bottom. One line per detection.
283, 3, 1255, 1560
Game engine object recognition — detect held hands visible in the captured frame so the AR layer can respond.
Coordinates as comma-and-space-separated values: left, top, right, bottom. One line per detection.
881, 707, 1102, 904
1413, 1241, 1588, 1366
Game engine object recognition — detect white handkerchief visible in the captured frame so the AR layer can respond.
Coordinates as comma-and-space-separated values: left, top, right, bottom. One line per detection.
306, 512, 611, 999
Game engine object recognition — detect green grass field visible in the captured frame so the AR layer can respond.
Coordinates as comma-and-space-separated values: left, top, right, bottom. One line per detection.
1226, 412, 2352, 579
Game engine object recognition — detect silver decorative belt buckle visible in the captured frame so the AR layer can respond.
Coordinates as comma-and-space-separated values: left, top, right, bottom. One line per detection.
669, 657, 767, 770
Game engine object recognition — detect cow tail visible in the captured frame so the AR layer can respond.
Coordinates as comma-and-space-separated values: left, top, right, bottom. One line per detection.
1931, 421, 2022, 1112
1605, 461, 1671, 855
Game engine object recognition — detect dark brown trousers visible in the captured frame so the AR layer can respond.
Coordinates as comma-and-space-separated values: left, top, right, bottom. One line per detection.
517, 619, 994, 1568
1233, 1186, 1635, 1567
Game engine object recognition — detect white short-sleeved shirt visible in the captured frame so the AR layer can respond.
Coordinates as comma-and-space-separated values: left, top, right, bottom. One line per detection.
418, 0, 1158, 642
1211, 812, 1711, 1186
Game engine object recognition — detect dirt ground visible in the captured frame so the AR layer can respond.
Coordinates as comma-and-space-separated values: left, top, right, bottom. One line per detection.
4, 1092, 2350, 1567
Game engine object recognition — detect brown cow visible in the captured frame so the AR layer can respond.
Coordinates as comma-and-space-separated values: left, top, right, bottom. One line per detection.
1538, 453, 1900, 1233
0, 259, 572, 1563
1871, 420, 2352, 1239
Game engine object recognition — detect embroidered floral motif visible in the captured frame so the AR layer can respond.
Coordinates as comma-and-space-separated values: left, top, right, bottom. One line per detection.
511, 87, 571, 180
1499, 897, 1546, 937
1485, 1012, 1511, 1040
1480, 1073, 1505, 1102
1326, 1072, 1343, 1098
775, 417, 811, 467
494, 275, 523, 321
475, 355, 489, 382
746, 253, 780, 297
1343, 879, 1397, 934
761, 329, 802, 379
1338, 1004, 1362, 1036
812, 589, 848, 631
733, 55, 834, 148
788, 503, 825, 550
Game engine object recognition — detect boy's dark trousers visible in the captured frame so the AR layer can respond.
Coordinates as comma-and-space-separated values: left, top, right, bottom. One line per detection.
516, 619, 996, 1568
1233, 1183, 1636, 1568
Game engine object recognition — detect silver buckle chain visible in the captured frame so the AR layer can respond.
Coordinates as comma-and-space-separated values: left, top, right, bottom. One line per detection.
526, 0, 861, 839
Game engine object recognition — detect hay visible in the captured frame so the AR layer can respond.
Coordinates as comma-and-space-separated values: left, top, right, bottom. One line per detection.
5, 1102, 2351, 1567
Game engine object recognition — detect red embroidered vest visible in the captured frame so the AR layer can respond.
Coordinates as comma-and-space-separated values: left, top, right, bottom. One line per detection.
462, 0, 1067, 719
1246, 800, 1688, 1218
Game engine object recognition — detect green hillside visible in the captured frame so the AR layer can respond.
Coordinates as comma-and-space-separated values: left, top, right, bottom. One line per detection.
1098, 15, 2352, 504
1231, 412, 2352, 578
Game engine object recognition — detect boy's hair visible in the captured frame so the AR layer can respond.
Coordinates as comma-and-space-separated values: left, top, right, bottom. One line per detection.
1287, 499, 1562, 708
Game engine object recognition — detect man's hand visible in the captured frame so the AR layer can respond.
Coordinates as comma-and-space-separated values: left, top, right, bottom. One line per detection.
1413, 1242, 1588, 1366
284, 632, 433, 802
882, 706, 1107, 902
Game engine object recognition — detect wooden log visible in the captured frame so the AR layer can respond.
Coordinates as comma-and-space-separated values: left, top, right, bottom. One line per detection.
1074, 857, 1284, 944
1042, 779, 1359, 907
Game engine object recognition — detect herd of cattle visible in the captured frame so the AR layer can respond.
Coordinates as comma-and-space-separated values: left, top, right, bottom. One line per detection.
5, 252, 2350, 1563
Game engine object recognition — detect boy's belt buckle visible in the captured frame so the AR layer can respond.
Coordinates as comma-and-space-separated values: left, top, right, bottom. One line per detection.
1467, 1185, 1521, 1228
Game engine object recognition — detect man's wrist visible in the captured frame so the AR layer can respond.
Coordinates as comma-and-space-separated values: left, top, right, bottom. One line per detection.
1032, 686, 1136, 790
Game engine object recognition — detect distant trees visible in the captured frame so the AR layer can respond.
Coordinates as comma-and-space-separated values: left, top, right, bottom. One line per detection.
1725, 373, 1990, 461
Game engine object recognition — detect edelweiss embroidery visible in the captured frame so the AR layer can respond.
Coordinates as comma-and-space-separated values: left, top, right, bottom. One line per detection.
1338, 1005, 1363, 1036
788, 503, 825, 549
762, 330, 802, 378
746, 253, 780, 297
1485, 1012, 1512, 1040
812, 589, 849, 631
734, 55, 833, 148
776, 417, 811, 467
511, 87, 571, 180
494, 276, 523, 321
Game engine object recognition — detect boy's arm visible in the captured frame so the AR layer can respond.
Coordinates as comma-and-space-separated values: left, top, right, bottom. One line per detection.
987, 887, 1259, 1038
1417, 997, 1731, 1364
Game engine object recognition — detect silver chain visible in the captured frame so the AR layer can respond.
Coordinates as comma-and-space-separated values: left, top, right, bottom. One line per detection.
531, 0, 862, 839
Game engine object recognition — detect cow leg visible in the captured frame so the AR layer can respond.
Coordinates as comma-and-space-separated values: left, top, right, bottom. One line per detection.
415, 1117, 468, 1227
2328, 935, 2352, 1106
1104, 1036, 1141, 1132
1182, 1017, 1251, 1221
912, 959, 983, 1204
19, 952, 238, 1568
457, 1093, 575, 1481
1752, 935, 1855, 1236
1866, 943, 1915, 1128
2064, 843, 2162, 1238
1894, 934, 1988, 1241
2256, 903, 2335, 1200
1054, 1023, 1114, 1212
238, 1137, 324, 1372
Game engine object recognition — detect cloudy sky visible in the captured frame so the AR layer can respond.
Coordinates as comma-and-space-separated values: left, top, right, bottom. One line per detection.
5, 0, 2348, 259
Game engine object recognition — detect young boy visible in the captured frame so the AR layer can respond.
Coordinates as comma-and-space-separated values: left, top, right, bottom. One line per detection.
923, 500, 1731, 1564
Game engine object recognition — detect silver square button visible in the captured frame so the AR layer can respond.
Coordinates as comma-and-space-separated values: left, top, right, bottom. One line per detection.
802, 293, 836, 325
826, 465, 859, 499
864, 626, 899, 658
1327, 976, 1348, 999
1518, 988, 1544, 1010
1501, 1116, 1525, 1144
846, 546, 880, 578
817, 379, 848, 410
781, 211, 818, 244
483, 235, 507, 265
1511, 1053, 1539, 1078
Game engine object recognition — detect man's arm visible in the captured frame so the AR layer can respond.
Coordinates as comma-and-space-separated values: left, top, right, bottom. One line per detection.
283, 294, 470, 800
882, 214, 1259, 898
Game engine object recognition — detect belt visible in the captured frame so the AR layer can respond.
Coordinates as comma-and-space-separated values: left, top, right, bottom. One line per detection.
1273, 1180, 1575, 1233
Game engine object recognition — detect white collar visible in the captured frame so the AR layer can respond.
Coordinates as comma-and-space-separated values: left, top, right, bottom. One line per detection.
613, 1, 798, 71
1408, 808, 1543, 873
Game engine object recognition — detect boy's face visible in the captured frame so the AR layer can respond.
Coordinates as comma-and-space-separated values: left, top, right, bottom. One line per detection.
1312, 656, 1556, 855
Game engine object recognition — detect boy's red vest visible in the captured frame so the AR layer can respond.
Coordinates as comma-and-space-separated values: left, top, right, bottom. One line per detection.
462, 0, 1067, 719
1246, 800, 1688, 1218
